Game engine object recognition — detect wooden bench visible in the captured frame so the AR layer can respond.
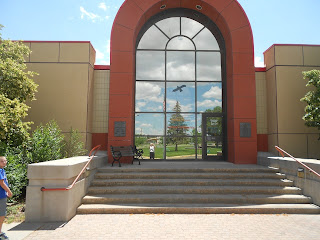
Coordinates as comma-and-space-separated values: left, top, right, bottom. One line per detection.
110, 145, 143, 167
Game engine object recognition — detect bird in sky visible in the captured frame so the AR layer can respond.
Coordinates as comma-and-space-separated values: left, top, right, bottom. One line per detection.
173, 85, 186, 92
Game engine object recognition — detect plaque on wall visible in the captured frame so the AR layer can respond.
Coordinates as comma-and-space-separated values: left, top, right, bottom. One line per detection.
240, 122, 251, 138
114, 121, 126, 137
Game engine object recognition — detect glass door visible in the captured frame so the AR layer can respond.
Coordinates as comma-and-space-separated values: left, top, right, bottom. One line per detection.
202, 113, 224, 160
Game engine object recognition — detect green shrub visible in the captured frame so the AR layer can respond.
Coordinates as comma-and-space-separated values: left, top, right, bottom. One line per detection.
31, 120, 64, 163
62, 127, 87, 158
0, 120, 88, 201
3, 146, 31, 201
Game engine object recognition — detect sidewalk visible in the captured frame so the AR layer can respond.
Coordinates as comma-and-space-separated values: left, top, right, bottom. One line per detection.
4, 214, 320, 240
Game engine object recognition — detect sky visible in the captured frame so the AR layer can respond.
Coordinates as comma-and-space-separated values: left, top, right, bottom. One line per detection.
1, 0, 320, 67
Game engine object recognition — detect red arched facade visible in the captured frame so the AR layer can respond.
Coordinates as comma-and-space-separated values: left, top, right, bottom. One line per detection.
108, 0, 257, 164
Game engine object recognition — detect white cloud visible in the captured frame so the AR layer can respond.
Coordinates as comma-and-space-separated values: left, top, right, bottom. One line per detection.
141, 123, 152, 128
255, 56, 265, 67
105, 15, 110, 20
202, 86, 222, 100
99, 3, 108, 11
197, 99, 222, 108
96, 49, 104, 60
80, 6, 101, 22
136, 82, 163, 103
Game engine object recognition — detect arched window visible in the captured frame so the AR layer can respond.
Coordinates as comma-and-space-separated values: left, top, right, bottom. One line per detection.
135, 9, 225, 160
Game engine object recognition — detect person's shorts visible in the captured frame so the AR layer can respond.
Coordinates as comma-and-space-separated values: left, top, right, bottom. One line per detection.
0, 198, 7, 216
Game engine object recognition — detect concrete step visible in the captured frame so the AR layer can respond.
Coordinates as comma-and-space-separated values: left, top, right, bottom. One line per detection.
94, 172, 286, 180
97, 167, 279, 174
91, 178, 293, 187
87, 186, 301, 195
77, 203, 320, 214
82, 194, 311, 204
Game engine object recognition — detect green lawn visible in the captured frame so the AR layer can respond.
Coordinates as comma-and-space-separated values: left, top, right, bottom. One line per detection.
137, 144, 221, 159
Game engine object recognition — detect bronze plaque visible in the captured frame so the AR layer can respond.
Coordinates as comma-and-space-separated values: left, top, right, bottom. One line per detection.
114, 121, 126, 137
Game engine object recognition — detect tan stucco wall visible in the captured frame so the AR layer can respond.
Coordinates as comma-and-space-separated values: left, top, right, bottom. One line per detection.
255, 72, 268, 134
92, 70, 110, 133
264, 45, 320, 159
24, 42, 95, 149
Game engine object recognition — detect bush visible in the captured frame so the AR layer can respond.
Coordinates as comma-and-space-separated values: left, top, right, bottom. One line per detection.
62, 127, 87, 158
31, 120, 64, 163
0, 120, 88, 201
2, 146, 31, 201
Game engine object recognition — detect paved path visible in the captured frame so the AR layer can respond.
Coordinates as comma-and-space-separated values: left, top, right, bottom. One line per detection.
5, 214, 319, 240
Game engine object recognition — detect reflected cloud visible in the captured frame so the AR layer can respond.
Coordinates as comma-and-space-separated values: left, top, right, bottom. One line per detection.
202, 86, 222, 100
181, 17, 204, 39
193, 28, 219, 50
197, 99, 222, 109
136, 51, 165, 80
167, 52, 195, 80
138, 26, 168, 49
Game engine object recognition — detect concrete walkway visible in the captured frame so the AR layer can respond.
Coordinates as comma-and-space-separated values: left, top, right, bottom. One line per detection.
4, 214, 320, 240
5, 161, 318, 239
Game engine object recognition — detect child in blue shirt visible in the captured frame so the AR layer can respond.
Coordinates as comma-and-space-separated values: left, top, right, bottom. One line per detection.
0, 156, 12, 240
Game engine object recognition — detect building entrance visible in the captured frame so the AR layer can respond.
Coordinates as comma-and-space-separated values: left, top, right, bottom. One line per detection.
134, 8, 226, 161
201, 113, 225, 160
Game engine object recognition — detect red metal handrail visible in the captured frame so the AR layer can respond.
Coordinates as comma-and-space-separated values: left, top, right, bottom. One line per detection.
275, 146, 320, 178
41, 145, 102, 192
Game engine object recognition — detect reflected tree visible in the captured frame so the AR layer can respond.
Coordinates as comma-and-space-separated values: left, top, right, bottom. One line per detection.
167, 101, 187, 151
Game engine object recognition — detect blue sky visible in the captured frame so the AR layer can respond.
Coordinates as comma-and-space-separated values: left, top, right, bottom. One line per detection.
1, 0, 320, 66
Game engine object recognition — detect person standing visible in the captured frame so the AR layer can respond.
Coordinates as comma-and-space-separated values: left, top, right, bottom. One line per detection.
149, 143, 155, 160
0, 156, 12, 240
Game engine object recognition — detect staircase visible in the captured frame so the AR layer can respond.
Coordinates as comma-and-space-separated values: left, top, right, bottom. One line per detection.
77, 164, 320, 214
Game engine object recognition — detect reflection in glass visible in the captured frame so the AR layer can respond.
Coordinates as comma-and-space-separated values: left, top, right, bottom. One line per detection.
193, 28, 219, 50
137, 25, 168, 49
167, 51, 195, 80
135, 136, 164, 160
135, 82, 165, 112
197, 82, 222, 112
181, 17, 203, 39
165, 137, 196, 160
167, 82, 195, 112
205, 116, 223, 156
155, 17, 180, 38
196, 114, 203, 159
196, 52, 221, 81
136, 51, 165, 80
135, 113, 164, 136
167, 36, 194, 50
166, 113, 195, 136
135, 15, 224, 160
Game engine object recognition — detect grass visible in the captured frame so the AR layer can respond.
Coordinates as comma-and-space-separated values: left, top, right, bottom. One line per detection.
138, 144, 222, 159
5, 201, 25, 224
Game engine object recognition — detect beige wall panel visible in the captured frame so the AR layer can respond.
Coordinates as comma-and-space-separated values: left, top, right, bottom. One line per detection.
86, 133, 92, 150
278, 134, 308, 158
30, 42, 59, 62
25, 63, 89, 133
275, 45, 303, 66
303, 46, 320, 66
264, 45, 275, 70
276, 66, 320, 134
89, 44, 96, 66
92, 70, 110, 133
87, 66, 95, 133
268, 134, 278, 155
307, 134, 320, 160
255, 72, 268, 134
60, 43, 90, 62
265, 68, 277, 134
23, 42, 31, 62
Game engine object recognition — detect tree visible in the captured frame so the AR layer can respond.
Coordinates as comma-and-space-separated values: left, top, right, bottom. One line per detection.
167, 101, 188, 151
301, 70, 320, 139
0, 25, 38, 147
